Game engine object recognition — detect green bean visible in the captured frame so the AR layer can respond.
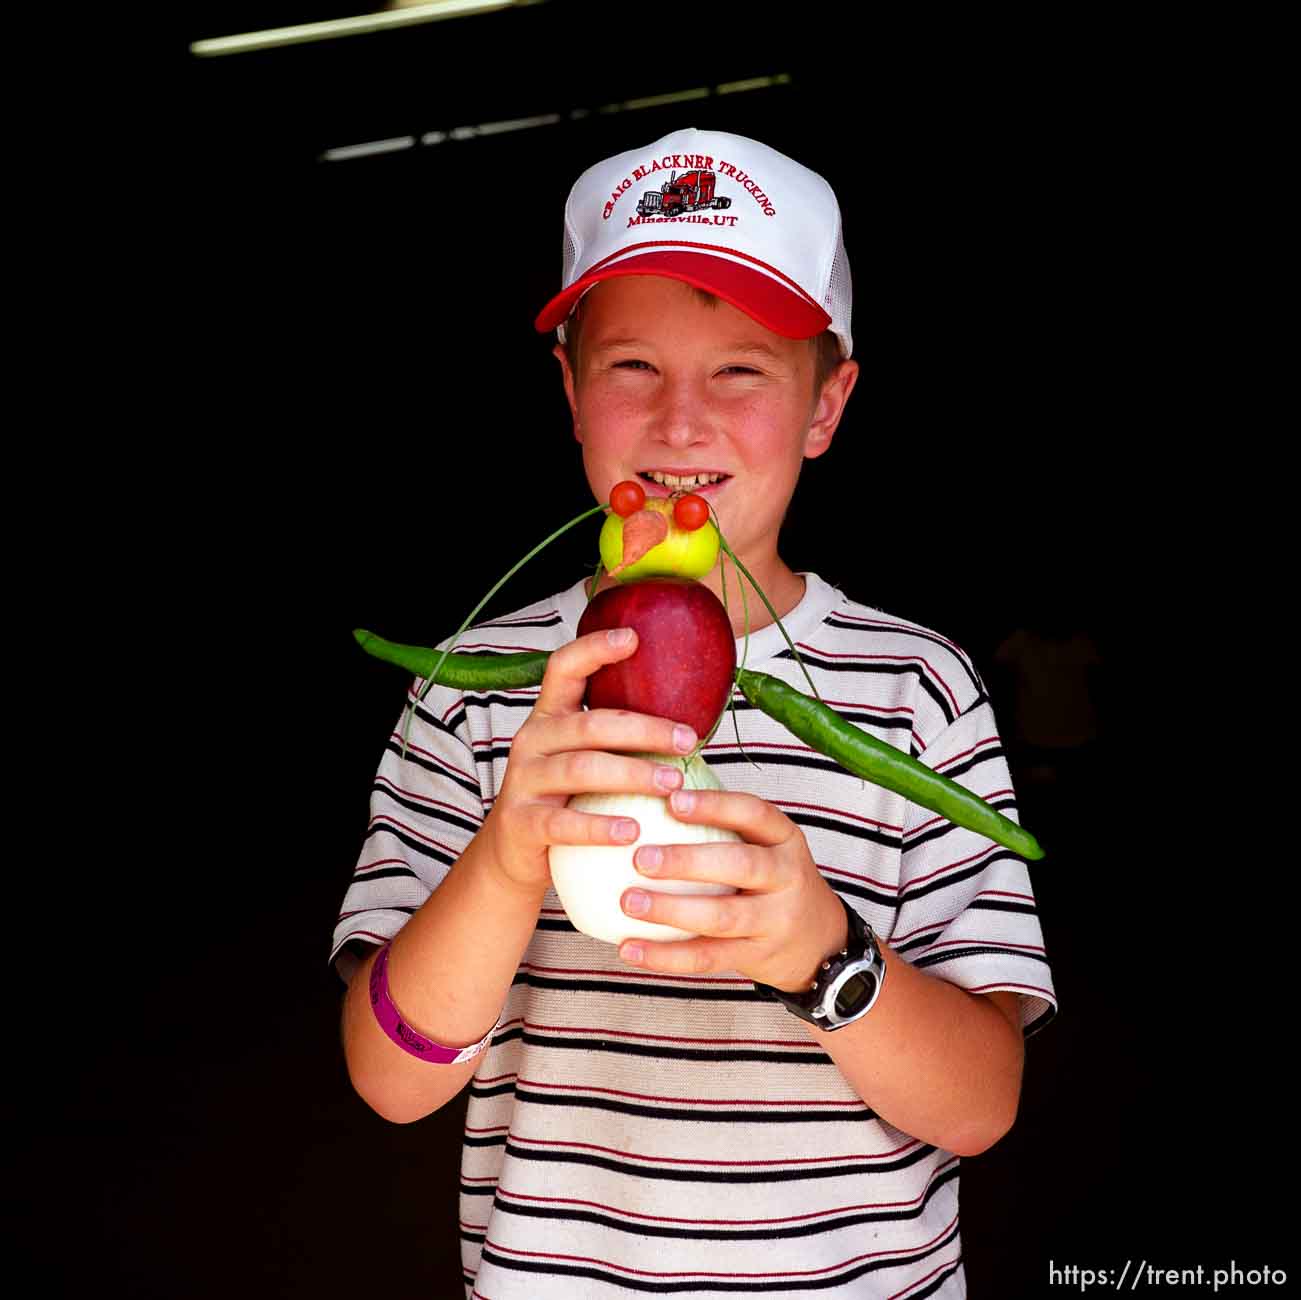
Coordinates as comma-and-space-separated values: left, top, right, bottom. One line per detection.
353, 629, 549, 691
354, 629, 1043, 860
735, 668, 1044, 860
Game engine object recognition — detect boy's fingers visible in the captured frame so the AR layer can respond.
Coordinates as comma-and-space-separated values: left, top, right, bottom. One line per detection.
618, 936, 738, 977
620, 887, 760, 939
533, 805, 640, 847
538, 708, 697, 761
633, 842, 775, 891
535, 628, 638, 717
665, 788, 793, 847
532, 752, 685, 800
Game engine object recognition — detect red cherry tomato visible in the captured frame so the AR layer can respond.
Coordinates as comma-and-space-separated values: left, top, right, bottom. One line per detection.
673, 493, 710, 532
610, 479, 646, 518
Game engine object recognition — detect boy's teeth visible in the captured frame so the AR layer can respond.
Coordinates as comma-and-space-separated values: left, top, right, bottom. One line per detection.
643, 471, 724, 488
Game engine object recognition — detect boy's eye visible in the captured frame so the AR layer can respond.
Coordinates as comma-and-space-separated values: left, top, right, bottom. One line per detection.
607, 360, 760, 376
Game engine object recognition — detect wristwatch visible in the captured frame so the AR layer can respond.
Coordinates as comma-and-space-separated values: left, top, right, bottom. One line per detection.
754, 896, 886, 1030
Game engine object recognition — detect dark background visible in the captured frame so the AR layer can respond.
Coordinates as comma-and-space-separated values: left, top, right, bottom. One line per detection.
33, 7, 1281, 1298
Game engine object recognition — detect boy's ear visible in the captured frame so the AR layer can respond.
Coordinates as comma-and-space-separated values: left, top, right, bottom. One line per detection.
553, 343, 582, 442
804, 359, 859, 460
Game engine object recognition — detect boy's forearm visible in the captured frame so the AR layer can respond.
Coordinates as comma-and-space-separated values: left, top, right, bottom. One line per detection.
804, 942, 1025, 1157
341, 828, 547, 1124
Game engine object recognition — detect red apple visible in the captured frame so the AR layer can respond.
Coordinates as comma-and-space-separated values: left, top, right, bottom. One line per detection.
577, 578, 737, 737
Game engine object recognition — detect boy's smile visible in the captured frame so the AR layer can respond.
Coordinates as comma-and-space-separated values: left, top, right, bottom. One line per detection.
555, 276, 858, 625
635, 467, 732, 500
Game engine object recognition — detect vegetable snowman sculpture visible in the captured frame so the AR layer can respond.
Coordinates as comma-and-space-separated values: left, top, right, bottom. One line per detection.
355, 482, 1044, 947
553, 484, 743, 944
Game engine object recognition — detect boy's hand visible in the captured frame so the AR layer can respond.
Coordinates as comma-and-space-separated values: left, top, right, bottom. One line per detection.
480, 628, 698, 895
614, 788, 849, 991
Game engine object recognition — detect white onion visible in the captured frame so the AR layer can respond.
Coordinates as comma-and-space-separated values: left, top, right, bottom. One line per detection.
548, 752, 739, 945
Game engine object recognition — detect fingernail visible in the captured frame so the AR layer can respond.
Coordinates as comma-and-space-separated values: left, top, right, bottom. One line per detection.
655, 766, 682, 792
624, 890, 651, 916
608, 628, 634, 648
612, 819, 638, 842
621, 942, 644, 964
670, 790, 696, 815
636, 845, 663, 872
673, 724, 697, 752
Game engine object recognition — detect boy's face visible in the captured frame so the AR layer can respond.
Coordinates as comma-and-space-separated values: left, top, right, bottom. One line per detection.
554, 277, 857, 569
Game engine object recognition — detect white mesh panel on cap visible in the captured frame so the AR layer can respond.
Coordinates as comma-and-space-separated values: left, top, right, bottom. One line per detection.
826, 223, 853, 359
562, 215, 581, 285
557, 218, 581, 345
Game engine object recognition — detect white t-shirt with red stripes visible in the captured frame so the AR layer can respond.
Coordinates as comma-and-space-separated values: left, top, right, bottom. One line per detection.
332, 572, 1057, 1298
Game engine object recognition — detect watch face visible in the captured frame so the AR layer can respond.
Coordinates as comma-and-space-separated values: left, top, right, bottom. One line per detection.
834, 970, 878, 1019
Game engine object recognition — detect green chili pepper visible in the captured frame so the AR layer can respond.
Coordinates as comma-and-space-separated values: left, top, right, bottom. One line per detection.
353, 629, 1044, 861
353, 629, 549, 691
736, 667, 1044, 860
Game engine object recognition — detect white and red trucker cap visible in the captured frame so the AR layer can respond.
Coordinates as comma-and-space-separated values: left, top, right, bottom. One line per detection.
534, 127, 853, 358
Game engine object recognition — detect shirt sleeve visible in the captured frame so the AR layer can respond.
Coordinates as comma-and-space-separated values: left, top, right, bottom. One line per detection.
329, 672, 486, 986
890, 695, 1058, 1038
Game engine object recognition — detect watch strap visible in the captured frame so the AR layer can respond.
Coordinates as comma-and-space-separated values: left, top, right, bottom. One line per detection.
754, 896, 885, 1030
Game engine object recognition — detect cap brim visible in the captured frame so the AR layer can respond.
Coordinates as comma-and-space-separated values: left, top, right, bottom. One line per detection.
534, 250, 832, 341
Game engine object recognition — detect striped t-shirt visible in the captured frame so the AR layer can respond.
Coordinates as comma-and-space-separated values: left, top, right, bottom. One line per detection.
332, 571, 1058, 1298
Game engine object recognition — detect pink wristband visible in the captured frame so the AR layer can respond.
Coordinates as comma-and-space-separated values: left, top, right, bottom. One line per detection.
369, 941, 498, 1065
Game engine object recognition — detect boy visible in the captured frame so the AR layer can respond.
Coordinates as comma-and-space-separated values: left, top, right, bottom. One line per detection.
333, 127, 1056, 1297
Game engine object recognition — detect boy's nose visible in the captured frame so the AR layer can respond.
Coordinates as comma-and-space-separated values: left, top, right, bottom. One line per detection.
654, 379, 711, 447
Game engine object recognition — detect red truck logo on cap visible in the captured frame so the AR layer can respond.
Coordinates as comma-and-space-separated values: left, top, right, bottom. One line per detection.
636, 169, 733, 218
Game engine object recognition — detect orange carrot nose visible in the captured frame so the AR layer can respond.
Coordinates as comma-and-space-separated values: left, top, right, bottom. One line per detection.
608, 509, 669, 576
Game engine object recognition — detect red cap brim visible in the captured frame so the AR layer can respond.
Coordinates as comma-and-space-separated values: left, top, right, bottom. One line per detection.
534, 250, 832, 341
